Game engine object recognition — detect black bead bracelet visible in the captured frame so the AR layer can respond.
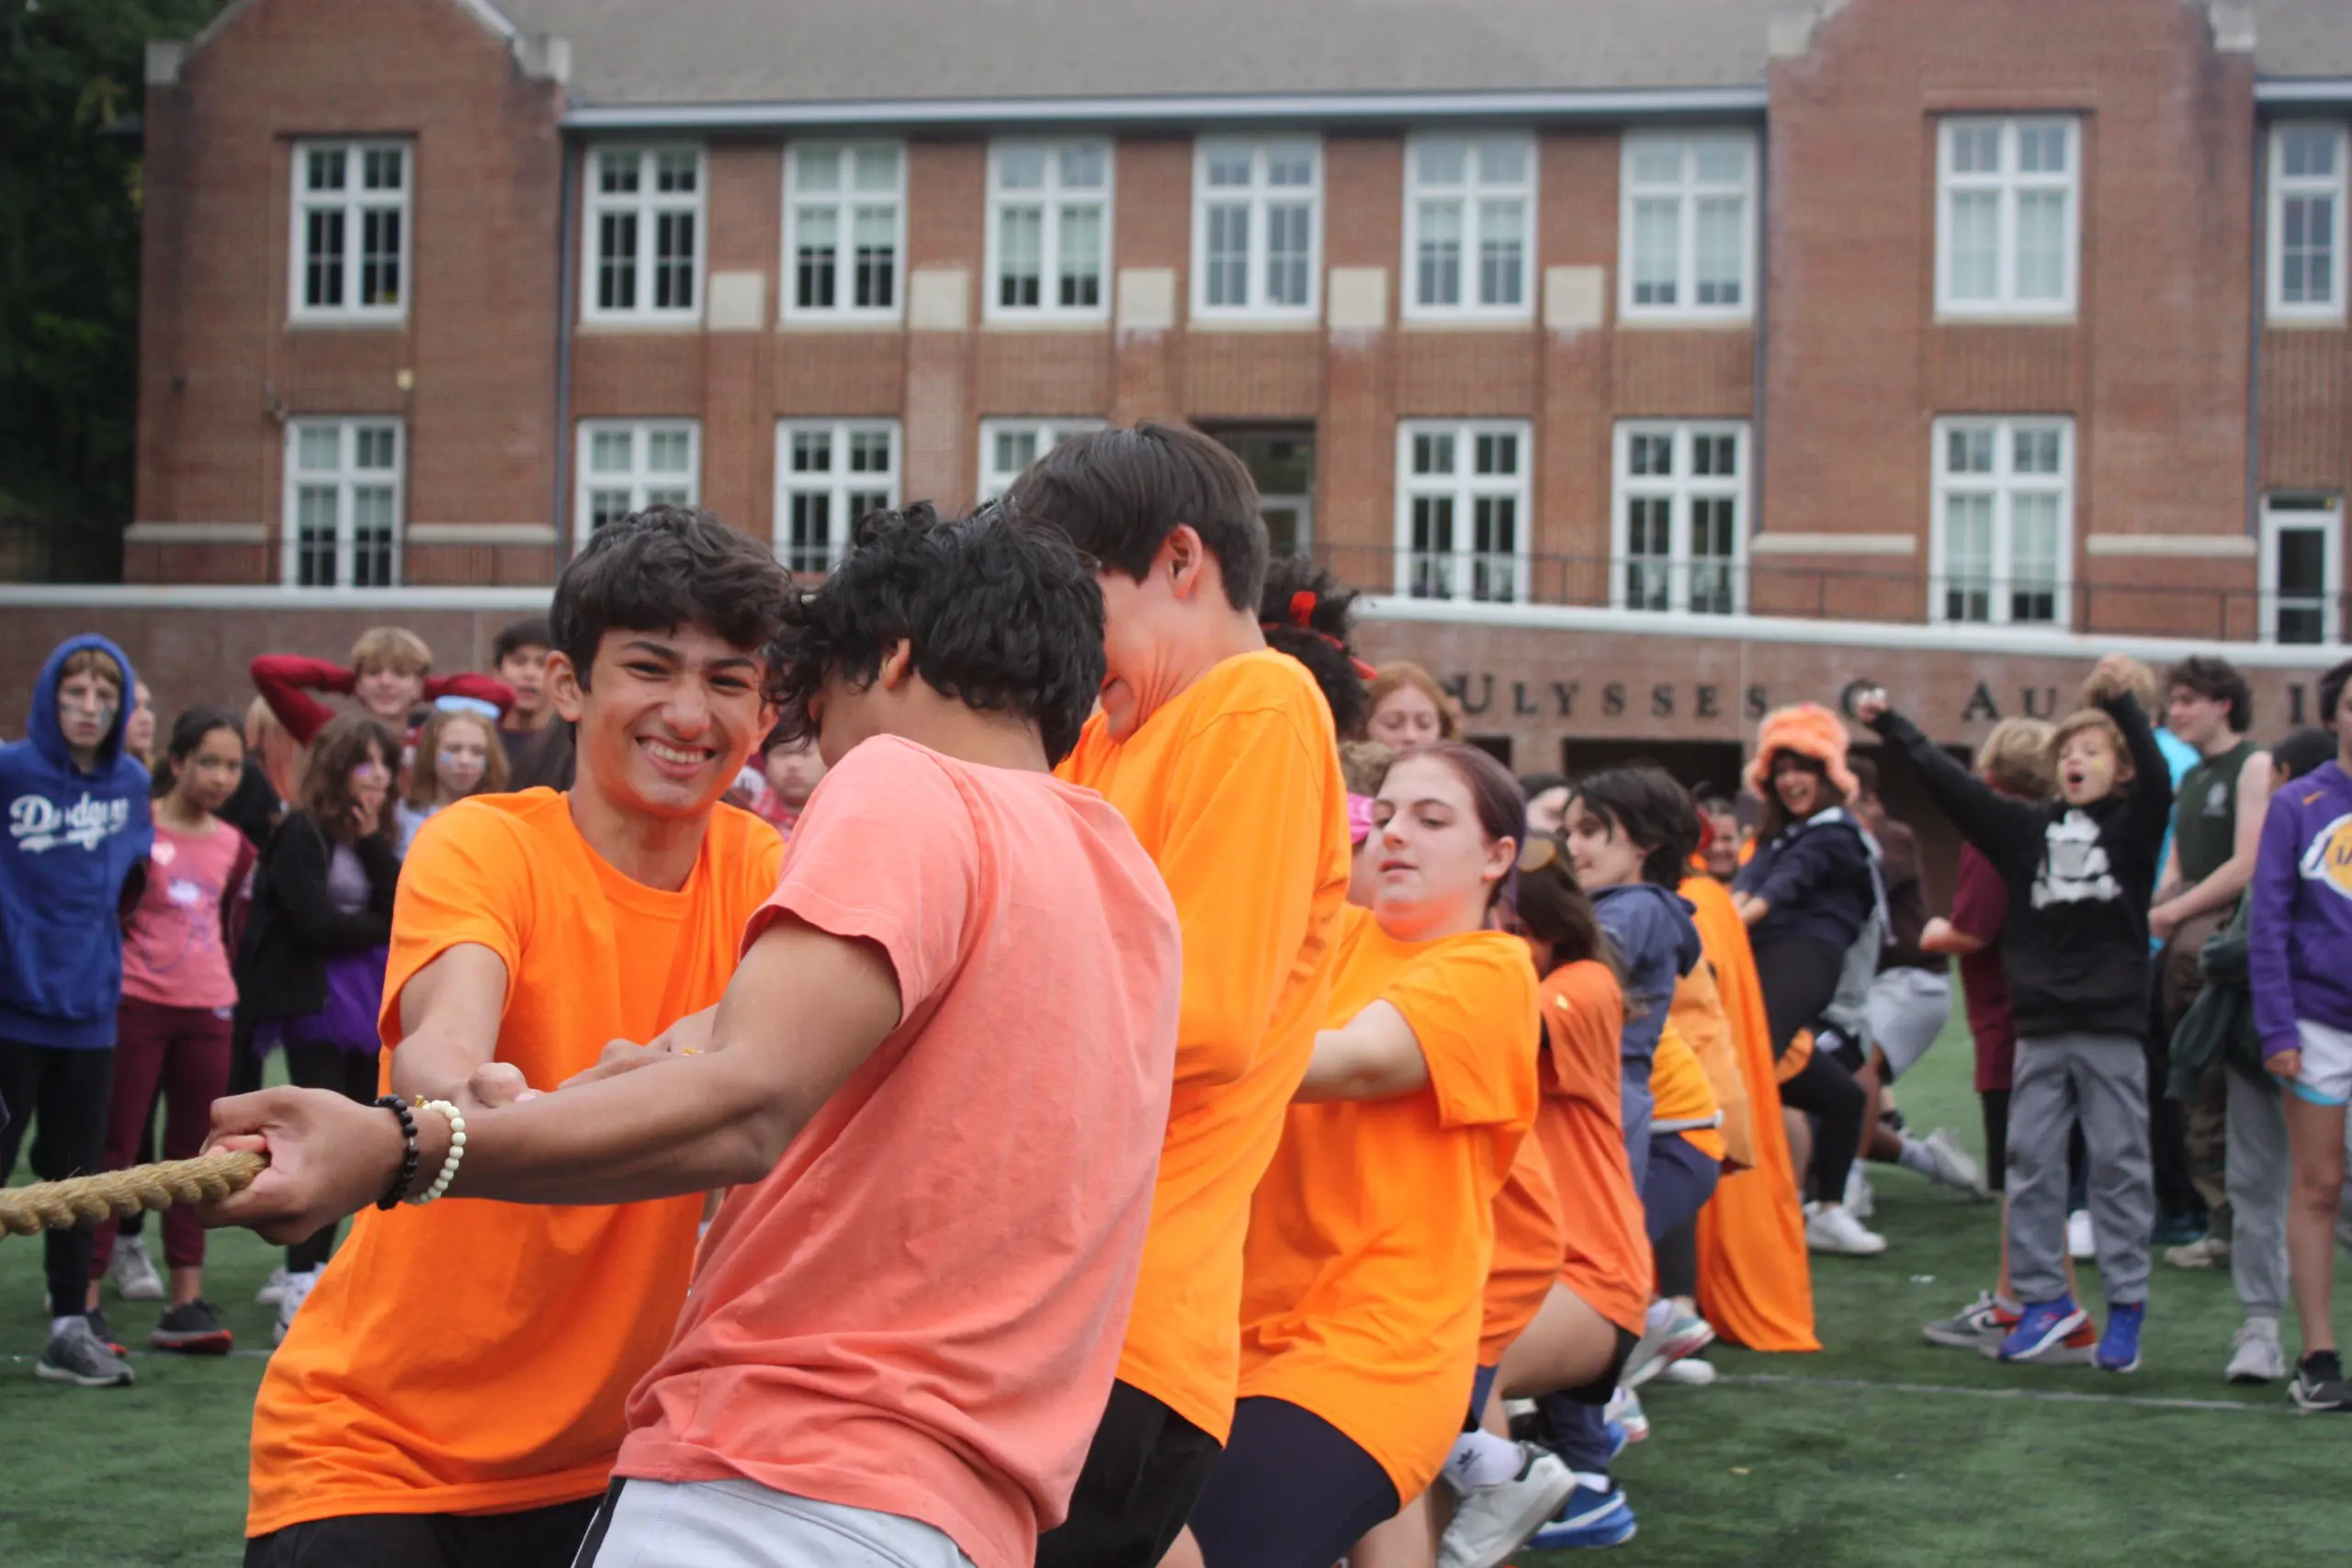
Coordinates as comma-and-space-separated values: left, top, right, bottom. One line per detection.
374, 1095, 422, 1210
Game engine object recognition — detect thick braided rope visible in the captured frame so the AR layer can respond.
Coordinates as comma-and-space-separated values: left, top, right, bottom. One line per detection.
0, 1151, 266, 1236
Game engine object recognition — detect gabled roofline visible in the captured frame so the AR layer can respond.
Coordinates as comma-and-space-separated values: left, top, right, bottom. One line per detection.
175, 0, 516, 65
560, 84, 1772, 134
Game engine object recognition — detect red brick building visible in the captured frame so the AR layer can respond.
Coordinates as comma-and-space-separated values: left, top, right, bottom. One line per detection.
10, 0, 2349, 784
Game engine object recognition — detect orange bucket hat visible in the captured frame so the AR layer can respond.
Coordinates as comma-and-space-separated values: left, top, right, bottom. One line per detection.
1745, 703, 1860, 803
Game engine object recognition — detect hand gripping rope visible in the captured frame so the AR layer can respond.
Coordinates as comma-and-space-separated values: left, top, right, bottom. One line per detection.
0, 1151, 266, 1236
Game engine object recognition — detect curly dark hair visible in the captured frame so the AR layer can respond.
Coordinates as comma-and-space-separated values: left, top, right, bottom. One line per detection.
766, 502, 1107, 765
2319, 657, 2352, 738
1569, 764, 1702, 889
552, 506, 791, 691
1007, 422, 1269, 611
1258, 554, 1369, 739
2166, 654, 2255, 734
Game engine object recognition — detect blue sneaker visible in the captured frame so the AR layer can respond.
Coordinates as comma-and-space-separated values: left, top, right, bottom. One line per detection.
2098, 1302, 2144, 1372
1526, 1482, 1637, 1551
1604, 1419, 1631, 1463
1996, 1297, 2089, 1363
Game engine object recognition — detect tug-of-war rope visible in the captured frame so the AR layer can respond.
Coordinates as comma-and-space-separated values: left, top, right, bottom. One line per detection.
0, 1151, 265, 1236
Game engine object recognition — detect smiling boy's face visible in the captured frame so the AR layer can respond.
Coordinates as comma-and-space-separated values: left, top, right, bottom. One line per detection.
2056, 726, 2122, 807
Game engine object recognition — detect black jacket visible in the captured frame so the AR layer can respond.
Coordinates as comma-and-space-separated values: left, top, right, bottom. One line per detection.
234, 810, 398, 1022
1870, 694, 2171, 1040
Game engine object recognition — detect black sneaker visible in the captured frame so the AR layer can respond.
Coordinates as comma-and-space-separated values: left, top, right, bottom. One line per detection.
152, 1299, 234, 1355
35, 1318, 136, 1387
83, 1308, 129, 1357
2290, 1351, 2352, 1412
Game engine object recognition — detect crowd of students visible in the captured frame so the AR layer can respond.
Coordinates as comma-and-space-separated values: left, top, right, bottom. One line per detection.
0, 419, 2347, 1568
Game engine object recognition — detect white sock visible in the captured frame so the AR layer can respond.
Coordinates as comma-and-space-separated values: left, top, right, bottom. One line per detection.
1645, 1297, 1675, 1333
1443, 1429, 1524, 1492
51, 1314, 86, 1337
1571, 1470, 1614, 1494
1896, 1135, 1939, 1177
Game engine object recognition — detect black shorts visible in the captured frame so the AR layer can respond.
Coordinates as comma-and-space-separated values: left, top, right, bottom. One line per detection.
1981, 1087, 2012, 1194
1189, 1396, 1399, 1568
243, 1496, 601, 1568
1561, 1323, 1642, 1406
1034, 1379, 1222, 1568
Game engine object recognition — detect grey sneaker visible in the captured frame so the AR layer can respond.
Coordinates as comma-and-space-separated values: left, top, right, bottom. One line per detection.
1923, 1291, 2016, 1351
2226, 1317, 2286, 1384
1437, 1444, 1578, 1568
108, 1235, 165, 1301
1922, 1129, 1992, 1199
2290, 1350, 2352, 1412
35, 1318, 136, 1387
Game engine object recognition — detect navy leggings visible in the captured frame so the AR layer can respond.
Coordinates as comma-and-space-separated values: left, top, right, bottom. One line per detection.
1189, 1397, 1398, 1568
1645, 1131, 1720, 1299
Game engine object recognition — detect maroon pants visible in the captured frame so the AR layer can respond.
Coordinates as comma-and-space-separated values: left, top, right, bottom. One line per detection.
93, 997, 234, 1275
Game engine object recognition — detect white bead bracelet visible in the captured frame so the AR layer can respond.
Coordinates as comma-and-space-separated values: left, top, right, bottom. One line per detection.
404, 1099, 466, 1206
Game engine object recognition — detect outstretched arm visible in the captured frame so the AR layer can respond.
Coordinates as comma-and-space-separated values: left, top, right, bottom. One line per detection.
1295, 1000, 1430, 1102
1856, 690, 2037, 865
249, 656, 349, 748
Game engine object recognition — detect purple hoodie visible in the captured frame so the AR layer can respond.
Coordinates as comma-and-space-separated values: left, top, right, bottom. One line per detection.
2249, 758, 2352, 1060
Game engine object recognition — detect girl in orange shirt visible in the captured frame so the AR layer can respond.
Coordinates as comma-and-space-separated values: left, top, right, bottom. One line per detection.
1182, 743, 1540, 1568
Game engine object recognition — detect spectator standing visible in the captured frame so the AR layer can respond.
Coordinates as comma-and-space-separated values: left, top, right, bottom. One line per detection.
1366, 661, 1459, 750
0, 634, 155, 1387
234, 713, 401, 1344
741, 728, 828, 840
395, 705, 508, 857
123, 681, 156, 770
250, 626, 514, 751
492, 616, 555, 766
88, 706, 256, 1354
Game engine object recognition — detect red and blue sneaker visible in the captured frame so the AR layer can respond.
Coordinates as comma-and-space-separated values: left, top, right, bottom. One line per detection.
1996, 1297, 2089, 1363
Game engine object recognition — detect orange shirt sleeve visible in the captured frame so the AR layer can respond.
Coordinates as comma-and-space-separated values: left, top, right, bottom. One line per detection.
745, 741, 978, 1010
1384, 940, 1541, 1131
1150, 706, 1340, 1092
1541, 963, 1626, 1113
379, 803, 534, 1050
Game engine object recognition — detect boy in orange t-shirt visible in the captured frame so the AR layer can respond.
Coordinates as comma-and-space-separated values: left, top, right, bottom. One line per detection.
239, 508, 791, 1567
211, 505, 1184, 1568
1013, 425, 1351, 1568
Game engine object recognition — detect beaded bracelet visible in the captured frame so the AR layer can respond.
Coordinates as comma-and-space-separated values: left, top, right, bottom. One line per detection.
373, 1096, 421, 1210
404, 1100, 467, 1207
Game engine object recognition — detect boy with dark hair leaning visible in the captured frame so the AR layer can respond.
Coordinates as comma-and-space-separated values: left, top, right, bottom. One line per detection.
209, 502, 1183, 1568
1011, 423, 1351, 1568
1861, 656, 2172, 1372
491, 616, 556, 765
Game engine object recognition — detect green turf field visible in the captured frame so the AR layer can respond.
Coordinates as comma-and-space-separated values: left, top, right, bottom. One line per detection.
4, 1015, 2347, 1567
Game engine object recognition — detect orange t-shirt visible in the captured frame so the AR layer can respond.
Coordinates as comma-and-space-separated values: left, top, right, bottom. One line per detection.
1238, 908, 1539, 1499
1479, 1130, 1565, 1366
1057, 649, 1350, 1442
1667, 956, 1752, 1168
1531, 958, 1652, 1337
1649, 1024, 1727, 1164
618, 738, 1182, 1568
246, 790, 783, 1536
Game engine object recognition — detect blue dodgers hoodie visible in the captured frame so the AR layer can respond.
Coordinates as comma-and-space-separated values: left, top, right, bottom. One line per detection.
0, 634, 153, 1048
2250, 758, 2352, 1062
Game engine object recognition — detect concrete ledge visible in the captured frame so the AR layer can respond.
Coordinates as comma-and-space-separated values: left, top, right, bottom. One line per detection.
406, 525, 560, 547
125, 522, 265, 545
2085, 534, 2256, 558
1750, 533, 1917, 557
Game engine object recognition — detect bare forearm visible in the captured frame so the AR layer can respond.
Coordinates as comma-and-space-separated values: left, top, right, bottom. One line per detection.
2162, 858, 2253, 923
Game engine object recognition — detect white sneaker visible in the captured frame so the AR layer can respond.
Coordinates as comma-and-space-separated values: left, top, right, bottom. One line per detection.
2165, 1235, 2230, 1270
1843, 1166, 1876, 1220
1655, 1357, 1718, 1387
254, 1265, 289, 1307
108, 1236, 165, 1302
272, 1265, 323, 1347
2226, 1316, 2286, 1384
2066, 1209, 2096, 1261
1922, 1129, 1992, 1199
1436, 1444, 1579, 1568
1805, 1202, 1888, 1256
1603, 1385, 1649, 1442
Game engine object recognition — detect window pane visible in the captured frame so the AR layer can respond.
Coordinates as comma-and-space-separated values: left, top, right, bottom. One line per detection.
797, 147, 842, 191
2015, 190, 2066, 301
1205, 204, 1250, 307
853, 145, 899, 191
362, 148, 402, 190
853, 206, 896, 309
355, 427, 396, 468
1631, 140, 1682, 186
655, 151, 697, 192
2018, 125, 2067, 175
597, 211, 638, 310
1409, 496, 1454, 599
1626, 496, 1669, 611
1951, 125, 1999, 175
1413, 432, 1453, 476
1206, 147, 1253, 187
308, 148, 346, 192
1059, 143, 1106, 190
1631, 199, 1679, 305
2014, 427, 2061, 475
359, 208, 401, 307
1948, 191, 1998, 300
2285, 128, 2336, 179
998, 208, 1042, 307
1690, 497, 1736, 615
653, 210, 695, 310
305, 209, 345, 308
1694, 140, 1746, 184
790, 430, 831, 472
598, 151, 639, 195
1417, 199, 1462, 306
1266, 203, 1312, 308
1477, 139, 1527, 186
1631, 434, 1672, 478
994, 430, 1038, 475
589, 431, 632, 473
1057, 204, 1103, 307
2283, 195, 2335, 305
1267, 148, 1314, 187
797, 205, 838, 309
2010, 493, 2061, 623
352, 486, 396, 587
1694, 197, 1744, 305
1475, 433, 1518, 475
297, 485, 339, 588
1478, 199, 1524, 306
589, 488, 632, 531
1694, 434, 1736, 478
997, 148, 1047, 190
1416, 139, 1465, 186
788, 492, 831, 573
297, 426, 341, 471
1472, 496, 1517, 602
648, 431, 692, 473
2278, 526, 2326, 595
1945, 494, 1994, 622
644, 487, 689, 507
848, 430, 892, 472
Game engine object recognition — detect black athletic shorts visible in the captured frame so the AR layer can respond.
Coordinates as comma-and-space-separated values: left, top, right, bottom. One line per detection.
1034, 1378, 1223, 1568
1562, 1323, 1643, 1406
243, 1496, 601, 1568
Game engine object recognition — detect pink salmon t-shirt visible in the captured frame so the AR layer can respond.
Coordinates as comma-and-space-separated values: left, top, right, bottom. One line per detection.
615, 735, 1182, 1568
120, 821, 251, 1010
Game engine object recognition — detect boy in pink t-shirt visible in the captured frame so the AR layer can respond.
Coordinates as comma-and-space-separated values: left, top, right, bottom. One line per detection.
209, 504, 1183, 1568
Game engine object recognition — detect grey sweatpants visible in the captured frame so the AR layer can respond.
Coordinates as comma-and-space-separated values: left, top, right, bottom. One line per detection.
584, 1479, 975, 1568
2224, 1068, 2290, 1320
2008, 1031, 2154, 1306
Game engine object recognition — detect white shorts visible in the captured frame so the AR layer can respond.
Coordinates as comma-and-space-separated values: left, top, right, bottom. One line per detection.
2287, 1018, 2352, 1109
584, 1478, 975, 1568
1866, 967, 1952, 1083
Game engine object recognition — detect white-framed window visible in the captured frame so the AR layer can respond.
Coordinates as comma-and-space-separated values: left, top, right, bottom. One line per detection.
1395, 421, 1532, 603
1620, 132, 1755, 323
1611, 422, 1747, 615
574, 421, 699, 544
1403, 134, 1535, 319
977, 417, 1107, 502
584, 145, 705, 322
289, 141, 410, 322
1936, 118, 2079, 318
775, 421, 900, 572
987, 141, 1113, 321
1193, 139, 1321, 319
283, 419, 401, 588
1930, 416, 2074, 626
2262, 493, 2344, 646
784, 142, 904, 321
2268, 123, 2347, 321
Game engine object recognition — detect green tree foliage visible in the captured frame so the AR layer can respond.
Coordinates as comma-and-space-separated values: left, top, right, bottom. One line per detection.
0, 0, 229, 579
